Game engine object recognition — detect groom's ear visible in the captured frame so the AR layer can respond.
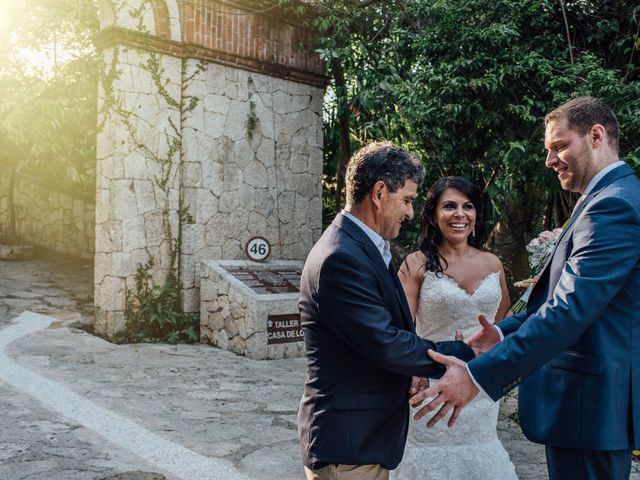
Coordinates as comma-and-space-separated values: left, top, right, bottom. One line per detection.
589, 124, 606, 149
371, 181, 386, 208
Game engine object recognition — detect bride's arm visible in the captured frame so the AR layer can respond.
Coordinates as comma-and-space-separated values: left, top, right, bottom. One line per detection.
400, 252, 430, 394
496, 266, 511, 321
482, 252, 511, 321
398, 252, 425, 322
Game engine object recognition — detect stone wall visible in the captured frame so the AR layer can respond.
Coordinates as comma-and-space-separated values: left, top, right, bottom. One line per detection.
93, 0, 327, 337
94, 45, 183, 337
179, 61, 323, 312
0, 175, 94, 259
200, 260, 305, 359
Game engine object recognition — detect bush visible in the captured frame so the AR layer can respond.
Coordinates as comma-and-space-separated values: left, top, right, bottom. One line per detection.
115, 257, 199, 344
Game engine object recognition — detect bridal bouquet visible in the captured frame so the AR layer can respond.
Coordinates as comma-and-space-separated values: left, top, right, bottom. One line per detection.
512, 228, 563, 313
525, 227, 564, 275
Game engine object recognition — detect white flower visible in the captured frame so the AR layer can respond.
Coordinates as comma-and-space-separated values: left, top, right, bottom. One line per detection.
525, 228, 563, 274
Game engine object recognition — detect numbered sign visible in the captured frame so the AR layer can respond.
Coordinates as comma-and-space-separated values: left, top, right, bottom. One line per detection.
245, 236, 271, 262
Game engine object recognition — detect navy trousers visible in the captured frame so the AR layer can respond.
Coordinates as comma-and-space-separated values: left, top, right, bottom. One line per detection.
545, 445, 631, 480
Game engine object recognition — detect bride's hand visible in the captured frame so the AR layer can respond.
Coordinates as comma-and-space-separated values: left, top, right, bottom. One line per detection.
410, 376, 429, 396
465, 313, 500, 356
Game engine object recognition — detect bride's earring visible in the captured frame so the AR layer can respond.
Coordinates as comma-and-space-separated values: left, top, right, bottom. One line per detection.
472, 226, 476, 237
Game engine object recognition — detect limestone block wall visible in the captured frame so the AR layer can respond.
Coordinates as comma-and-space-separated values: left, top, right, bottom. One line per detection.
94, 0, 327, 337
0, 175, 94, 258
94, 45, 183, 337
179, 60, 324, 312
200, 260, 304, 359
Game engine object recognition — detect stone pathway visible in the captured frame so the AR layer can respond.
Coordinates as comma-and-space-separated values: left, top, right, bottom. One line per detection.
0, 252, 94, 328
0, 252, 637, 480
1, 313, 248, 480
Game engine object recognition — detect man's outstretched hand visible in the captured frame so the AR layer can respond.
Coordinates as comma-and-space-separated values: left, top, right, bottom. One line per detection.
465, 313, 500, 356
409, 349, 479, 428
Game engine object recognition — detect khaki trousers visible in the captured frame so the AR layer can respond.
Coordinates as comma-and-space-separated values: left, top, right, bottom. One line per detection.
304, 464, 389, 480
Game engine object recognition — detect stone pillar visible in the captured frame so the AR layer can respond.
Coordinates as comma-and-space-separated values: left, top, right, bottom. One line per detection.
94, 0, 327, 337
94, 0, 183, 336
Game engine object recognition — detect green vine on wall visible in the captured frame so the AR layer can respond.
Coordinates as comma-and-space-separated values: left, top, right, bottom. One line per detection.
98, 1, 206, 344
128, 2, 151, 34
115, 257, 198, 343
246, 76, 259, 139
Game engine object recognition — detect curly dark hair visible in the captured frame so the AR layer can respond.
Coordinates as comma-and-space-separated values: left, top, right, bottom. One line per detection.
345, 140, 425, 205
418, 176, 483, 274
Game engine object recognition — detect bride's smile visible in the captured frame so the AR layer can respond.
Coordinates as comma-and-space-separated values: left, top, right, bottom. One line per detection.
435, 188, 477, 241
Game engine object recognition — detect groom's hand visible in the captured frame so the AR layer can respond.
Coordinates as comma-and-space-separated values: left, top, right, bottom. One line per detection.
409, 349, 479, 428
465, 313, 500, 356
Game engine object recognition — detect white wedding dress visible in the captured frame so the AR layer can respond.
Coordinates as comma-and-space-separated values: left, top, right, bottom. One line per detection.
391, 270, 518, 480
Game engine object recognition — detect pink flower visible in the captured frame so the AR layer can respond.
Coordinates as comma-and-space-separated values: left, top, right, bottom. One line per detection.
538, 230, 554, 241
527, 238, 540, 248
525, 227, 564, 273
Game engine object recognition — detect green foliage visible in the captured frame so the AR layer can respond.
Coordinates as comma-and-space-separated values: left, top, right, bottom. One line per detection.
116, 257, 199, 344
283, 0, 640, 286
0, 0, 99, 199
288, 0, 639, 230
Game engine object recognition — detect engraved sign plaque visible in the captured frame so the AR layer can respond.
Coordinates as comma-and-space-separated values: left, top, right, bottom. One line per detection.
267, 313, 303, 344
227, 267, 301, 294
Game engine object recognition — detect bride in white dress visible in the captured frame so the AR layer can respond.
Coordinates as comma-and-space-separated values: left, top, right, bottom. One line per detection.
392, 177, 518, 480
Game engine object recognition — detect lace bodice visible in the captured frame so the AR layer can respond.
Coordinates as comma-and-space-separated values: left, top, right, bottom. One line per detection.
415, 270, 501, 342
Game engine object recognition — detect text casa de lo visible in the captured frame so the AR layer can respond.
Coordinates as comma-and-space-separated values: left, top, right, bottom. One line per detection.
267, 317, 304, 341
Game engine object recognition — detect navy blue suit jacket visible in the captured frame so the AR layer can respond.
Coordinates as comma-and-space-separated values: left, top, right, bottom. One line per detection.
297, 213, 474, 469
469, 163, 640, 450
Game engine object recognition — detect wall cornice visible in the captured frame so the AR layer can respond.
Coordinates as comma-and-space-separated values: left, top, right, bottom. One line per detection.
95, 26, 328, 88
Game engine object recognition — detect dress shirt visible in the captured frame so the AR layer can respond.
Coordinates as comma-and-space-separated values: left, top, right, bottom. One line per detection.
342, 210, 392, 267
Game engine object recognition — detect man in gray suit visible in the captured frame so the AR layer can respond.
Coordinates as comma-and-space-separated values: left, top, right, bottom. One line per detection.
410, 97, 640, 480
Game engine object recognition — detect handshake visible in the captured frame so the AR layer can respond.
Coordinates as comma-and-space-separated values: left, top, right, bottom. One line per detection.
408, 313, 500, 428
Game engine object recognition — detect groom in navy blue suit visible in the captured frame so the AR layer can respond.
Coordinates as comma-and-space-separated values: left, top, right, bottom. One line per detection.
297, 141, 474, 480
411, 97, 640, 479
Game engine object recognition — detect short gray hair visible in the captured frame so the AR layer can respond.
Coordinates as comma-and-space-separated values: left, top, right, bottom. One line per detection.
345, 141, 425, 205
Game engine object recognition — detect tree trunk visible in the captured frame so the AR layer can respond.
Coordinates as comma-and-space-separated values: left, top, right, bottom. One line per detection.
4, 164, 18, 244
332, 58, 351, 212
486, 190, 543, 301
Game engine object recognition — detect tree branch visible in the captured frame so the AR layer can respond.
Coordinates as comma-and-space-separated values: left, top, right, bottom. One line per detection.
559, 0, 574, 64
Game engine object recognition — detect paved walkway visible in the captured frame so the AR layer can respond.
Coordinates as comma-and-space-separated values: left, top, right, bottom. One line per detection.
0, 253, 637, 480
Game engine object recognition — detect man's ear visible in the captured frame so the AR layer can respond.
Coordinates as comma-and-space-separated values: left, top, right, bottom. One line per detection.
371, 181, 386, 208
590, 124, 606, 148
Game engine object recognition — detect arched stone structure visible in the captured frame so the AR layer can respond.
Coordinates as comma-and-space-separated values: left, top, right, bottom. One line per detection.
93, 0, 327, 338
